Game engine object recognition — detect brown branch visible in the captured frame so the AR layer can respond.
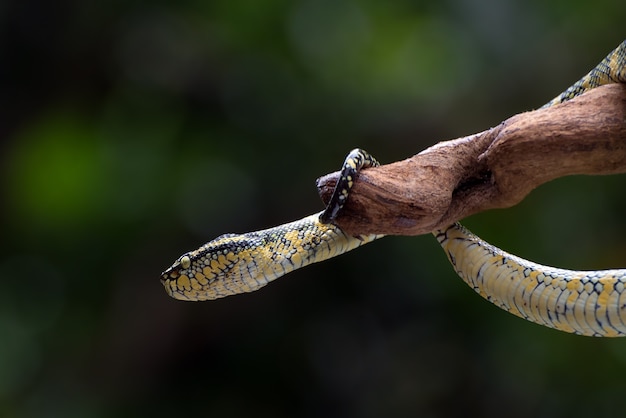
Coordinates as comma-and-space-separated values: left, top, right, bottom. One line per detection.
317, 83, 626, 236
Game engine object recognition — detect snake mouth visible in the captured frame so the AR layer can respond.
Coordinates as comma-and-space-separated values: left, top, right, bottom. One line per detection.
159, 265, 180, 285
159, 268, 181, 299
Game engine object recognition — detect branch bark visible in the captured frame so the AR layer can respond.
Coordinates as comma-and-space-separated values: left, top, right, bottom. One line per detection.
316, 83, 626, 236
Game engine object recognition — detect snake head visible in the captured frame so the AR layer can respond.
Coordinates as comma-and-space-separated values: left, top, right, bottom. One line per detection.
160, 252, 193, 298
160, 212, 374, 301
160, 233, 275, 301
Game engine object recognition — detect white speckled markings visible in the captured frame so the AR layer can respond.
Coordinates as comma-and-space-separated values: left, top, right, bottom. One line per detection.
435, 223, 626, 337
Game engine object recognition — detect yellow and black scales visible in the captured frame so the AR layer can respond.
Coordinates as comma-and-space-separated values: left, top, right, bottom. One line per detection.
162, 40, 626, 337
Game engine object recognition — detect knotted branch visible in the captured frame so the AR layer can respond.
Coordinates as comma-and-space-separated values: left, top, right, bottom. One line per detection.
317, 83, 626, 236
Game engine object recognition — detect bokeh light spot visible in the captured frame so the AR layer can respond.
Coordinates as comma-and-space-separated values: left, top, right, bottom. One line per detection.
5, 111, 110, 230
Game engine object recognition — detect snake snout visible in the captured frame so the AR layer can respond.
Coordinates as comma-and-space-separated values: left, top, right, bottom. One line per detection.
160, 268, 177, 283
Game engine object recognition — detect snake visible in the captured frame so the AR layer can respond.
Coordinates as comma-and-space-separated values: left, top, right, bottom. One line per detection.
161, 40, 626, 337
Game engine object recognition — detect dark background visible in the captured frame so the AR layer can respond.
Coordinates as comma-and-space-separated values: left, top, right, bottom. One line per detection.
2, 0, 626, 417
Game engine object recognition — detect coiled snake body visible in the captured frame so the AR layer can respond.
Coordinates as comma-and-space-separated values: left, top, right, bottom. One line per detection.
162, 40, 626, 337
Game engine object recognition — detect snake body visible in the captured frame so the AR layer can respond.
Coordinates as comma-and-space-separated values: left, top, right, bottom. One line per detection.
161, 40, 626, 336
436, 224, 626, 337
161, 213, 378, 301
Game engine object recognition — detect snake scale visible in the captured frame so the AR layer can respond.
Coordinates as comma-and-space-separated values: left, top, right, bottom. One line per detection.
162, 40, 626, 337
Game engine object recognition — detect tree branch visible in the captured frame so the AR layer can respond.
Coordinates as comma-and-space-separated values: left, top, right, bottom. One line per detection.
317, 83, 626, 236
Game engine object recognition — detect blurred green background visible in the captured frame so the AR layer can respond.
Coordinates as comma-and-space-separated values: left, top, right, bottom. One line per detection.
2, 0, 626, 417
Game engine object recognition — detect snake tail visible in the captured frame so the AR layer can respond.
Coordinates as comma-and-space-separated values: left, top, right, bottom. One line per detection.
319, 148, 380, 224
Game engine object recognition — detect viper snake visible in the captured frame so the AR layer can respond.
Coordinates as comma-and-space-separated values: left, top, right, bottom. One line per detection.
161, 40, 626, 337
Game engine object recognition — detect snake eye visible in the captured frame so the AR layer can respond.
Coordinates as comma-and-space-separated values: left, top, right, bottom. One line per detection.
180, 255, 191, 269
